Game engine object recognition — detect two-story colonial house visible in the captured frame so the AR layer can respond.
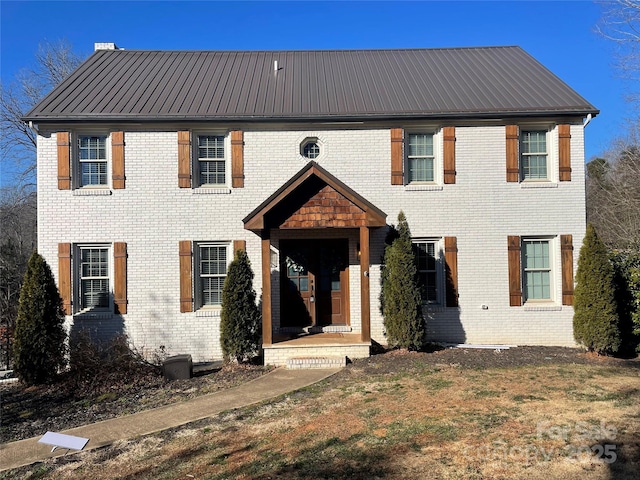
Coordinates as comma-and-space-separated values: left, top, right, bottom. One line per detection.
24, 45, 598, 366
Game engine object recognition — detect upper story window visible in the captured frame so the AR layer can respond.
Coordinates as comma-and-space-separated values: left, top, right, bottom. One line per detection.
407, 133, 435, 183
300, 137, 323, 160
522, 239, 551, 301
197, 135, 226, 186
78, 135, 108, 187
520, 130, 548, 180
414, 240, 442, 305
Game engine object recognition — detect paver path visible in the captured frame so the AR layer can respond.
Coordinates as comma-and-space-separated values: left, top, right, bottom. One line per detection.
0, 367, 339, 472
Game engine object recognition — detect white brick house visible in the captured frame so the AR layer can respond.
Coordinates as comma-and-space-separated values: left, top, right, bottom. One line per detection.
24, 45, 598, 365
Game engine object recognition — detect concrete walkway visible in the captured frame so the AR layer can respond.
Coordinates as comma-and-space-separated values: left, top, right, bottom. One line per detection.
0, 367, 339, 472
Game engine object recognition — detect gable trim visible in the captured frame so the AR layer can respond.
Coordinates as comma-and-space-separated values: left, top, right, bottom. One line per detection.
243, 161, 386, 231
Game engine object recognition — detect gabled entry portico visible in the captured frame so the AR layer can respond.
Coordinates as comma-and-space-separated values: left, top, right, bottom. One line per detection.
243, 162, 386, 365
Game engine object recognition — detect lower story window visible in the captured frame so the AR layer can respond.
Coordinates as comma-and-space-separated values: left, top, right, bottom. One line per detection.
79, 246, 110, 309
414, 240, 440, 304
199, 244, 228, 307
523, 240, 551, 300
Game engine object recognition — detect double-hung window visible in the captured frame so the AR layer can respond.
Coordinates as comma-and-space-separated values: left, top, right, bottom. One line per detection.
520, 130, 548, 180
197, 135, 226, 186
198, 244, 228, 307
522, 239, 551, 301
414, 240, 441, 304
407, 133, 435, 183
78, 135, 108, 187
79, 246, 110, 310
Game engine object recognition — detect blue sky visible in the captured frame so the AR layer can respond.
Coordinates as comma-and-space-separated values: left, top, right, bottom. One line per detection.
0, 1, 633, 162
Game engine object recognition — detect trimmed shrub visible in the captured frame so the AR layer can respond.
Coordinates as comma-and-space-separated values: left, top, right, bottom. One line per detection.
573, 224, 621, 354
611, 249, 640, 353
381, 211, 424, 350
220, 249, 261, 362
13, 252, 67, 384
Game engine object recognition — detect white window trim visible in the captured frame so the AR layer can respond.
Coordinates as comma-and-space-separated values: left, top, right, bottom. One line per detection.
405, 129, 442, 185
73, 243, 114, 316
519, 124, 558, 184
296, 133, 328, 162
412, 237, 444, 306
193, 132, 230, 189
521, 236, 557, 305
194, 241, 231, 310
74, 132, 111, 190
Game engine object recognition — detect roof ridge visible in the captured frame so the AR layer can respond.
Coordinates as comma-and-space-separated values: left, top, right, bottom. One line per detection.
100, 46, 523, 54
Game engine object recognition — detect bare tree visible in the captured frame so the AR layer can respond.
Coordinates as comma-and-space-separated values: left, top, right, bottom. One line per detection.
1, 39, 84, 192
0, 39, 83, 368
587, 121, 640, 249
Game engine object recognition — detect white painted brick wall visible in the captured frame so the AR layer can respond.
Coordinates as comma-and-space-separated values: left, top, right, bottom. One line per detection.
37, 124, 586, 361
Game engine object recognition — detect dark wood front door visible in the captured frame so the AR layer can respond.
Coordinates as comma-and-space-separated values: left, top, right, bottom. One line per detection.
280, 239, 349, 328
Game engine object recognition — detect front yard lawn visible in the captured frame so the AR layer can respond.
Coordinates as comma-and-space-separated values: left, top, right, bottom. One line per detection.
4, 347, 639, 479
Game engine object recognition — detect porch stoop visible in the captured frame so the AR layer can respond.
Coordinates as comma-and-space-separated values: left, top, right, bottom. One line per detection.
263, 333, 371, 367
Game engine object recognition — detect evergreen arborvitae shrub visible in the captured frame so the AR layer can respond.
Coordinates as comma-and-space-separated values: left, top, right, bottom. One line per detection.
220, 249, 261, 362
381, 211, 424, 350
573, 224, 621, 354
611, 249, 640, 354
13, 252, 67, 384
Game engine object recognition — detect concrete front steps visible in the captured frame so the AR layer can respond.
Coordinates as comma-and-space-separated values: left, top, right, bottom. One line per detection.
286, 356, 347, 369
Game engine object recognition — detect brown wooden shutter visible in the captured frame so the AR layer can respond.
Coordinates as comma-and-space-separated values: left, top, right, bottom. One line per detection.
444, 236, 459, 307
57, 132, 71, 190
113, 242, 127, 314
508, 236, 522, 306
506, 125, 520, 182
443, 127, 456, 184
558, 124, 572, 181
233, 240, 246, 254
58, 243, 72, 314
112, 131, 125, 189
178, 131, 191, 188
179, 240, 193, 312
390, 128, 404, 185
231, 130, 244, 188
561, 234, 574, 305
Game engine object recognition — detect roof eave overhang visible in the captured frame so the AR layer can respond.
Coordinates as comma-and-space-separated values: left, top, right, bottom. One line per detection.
22, 108, 600, 124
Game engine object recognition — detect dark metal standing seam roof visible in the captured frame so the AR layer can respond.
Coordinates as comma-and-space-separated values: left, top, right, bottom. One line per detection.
23, 46, 599, 122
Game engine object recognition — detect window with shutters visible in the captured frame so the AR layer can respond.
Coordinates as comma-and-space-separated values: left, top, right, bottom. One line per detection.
195, 134, 228, 187
509, 235, 573, 306
413, 239, 443, 305
75, 244, 112, 312
60, 131, 124, 191
196, 243, 230, 308
507, 124, 568, 184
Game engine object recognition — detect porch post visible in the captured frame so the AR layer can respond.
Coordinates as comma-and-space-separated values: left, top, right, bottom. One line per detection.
261, 230, 273, 345
359, 226, 371, 343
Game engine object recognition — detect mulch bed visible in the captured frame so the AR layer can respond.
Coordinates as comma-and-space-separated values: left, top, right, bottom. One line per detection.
0, 363, 271, 444
1, 346, 637, 444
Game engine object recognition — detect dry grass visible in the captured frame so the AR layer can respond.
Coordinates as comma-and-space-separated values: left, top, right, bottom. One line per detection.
5, 360, 639, 480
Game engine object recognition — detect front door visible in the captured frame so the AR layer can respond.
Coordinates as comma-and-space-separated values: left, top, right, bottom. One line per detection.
280, 239, 349, 328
